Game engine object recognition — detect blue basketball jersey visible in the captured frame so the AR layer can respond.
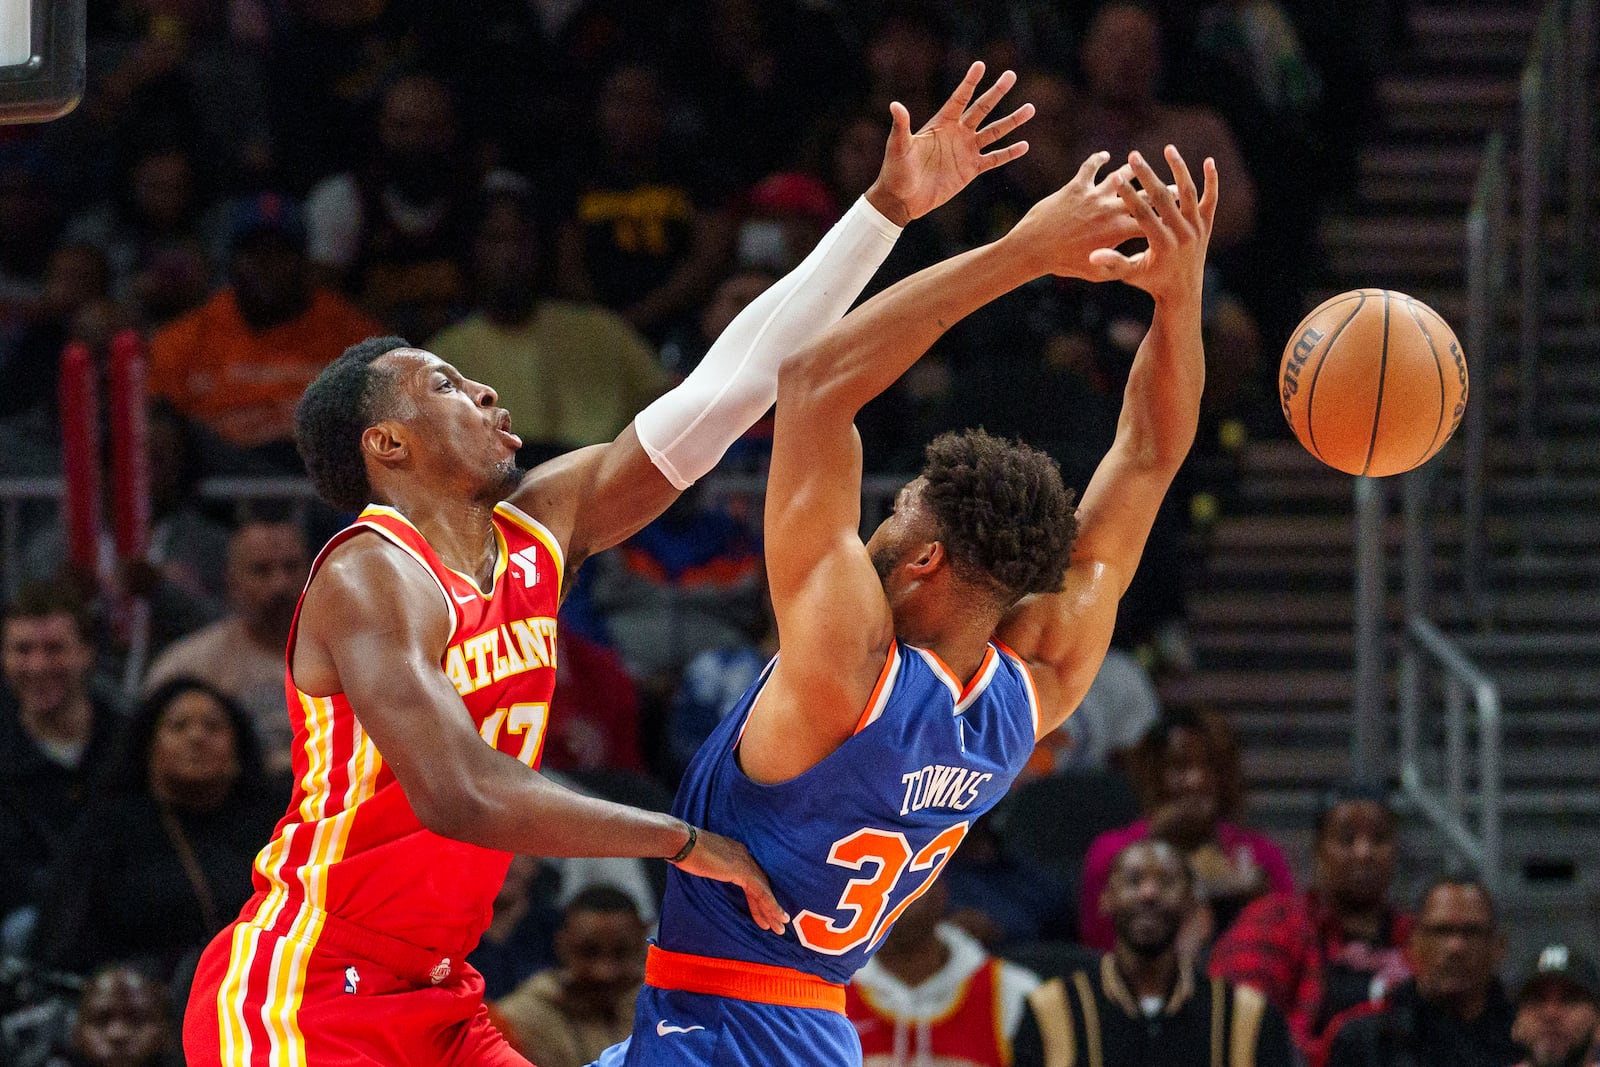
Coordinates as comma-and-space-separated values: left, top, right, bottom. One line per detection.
658, 639, 1040, 984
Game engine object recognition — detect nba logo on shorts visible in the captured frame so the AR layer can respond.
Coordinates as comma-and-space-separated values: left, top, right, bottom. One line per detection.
344, 966, 360, 994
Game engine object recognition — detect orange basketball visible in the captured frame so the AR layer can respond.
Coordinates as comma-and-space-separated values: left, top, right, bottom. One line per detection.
1278, 289, 1468, 477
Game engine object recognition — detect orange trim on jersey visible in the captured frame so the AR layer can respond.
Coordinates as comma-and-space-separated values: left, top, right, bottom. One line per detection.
994, 641, 1043, 738
645, 946, 846, 1014
853, 642, 902, 734
916, 644, 999, 709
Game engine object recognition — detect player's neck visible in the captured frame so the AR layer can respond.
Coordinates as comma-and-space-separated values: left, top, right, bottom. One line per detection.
903, 603, 1000, 689
382, 492, 501, 588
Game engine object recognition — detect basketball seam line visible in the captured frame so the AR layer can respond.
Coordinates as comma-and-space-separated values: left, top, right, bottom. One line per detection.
1305, 294, 1368, 467
1361, 293, 1392, 477
1404, 298, 1449, 468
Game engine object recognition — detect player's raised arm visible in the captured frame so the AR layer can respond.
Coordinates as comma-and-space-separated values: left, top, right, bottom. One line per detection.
738, 154, 1144, 783
998, 147, 1218, 734
295, 535, 789, 933
508, 63, 1037, 581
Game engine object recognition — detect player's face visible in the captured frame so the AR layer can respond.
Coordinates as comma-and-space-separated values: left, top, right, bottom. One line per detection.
1104, 842, 1190, 958
866, 479, 937, 592
381, 349, 523, 499
1314, 800, 1396, 911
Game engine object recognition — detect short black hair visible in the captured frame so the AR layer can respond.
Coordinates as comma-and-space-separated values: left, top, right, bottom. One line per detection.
294, 336, 411, 513
563, 884, 641, 922
918, 429, 1077, 608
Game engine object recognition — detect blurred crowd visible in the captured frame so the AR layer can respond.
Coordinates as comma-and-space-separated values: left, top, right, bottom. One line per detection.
8, 1, 1585, 1066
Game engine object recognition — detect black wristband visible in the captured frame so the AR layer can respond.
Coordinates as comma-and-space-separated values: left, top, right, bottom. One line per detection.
668, 824, 698, 863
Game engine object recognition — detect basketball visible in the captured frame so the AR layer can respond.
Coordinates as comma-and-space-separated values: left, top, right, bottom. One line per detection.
1278, 289, 1469, 477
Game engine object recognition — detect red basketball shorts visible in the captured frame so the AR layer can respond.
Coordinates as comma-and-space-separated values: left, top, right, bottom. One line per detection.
183, 906, 529, 1067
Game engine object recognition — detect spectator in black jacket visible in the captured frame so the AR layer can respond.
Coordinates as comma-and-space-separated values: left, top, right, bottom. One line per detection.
27, 679, 284, 982
1322, 877, 1517, 1067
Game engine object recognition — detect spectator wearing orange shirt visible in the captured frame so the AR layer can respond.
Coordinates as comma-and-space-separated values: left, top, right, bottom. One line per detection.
147, 193, 382, 470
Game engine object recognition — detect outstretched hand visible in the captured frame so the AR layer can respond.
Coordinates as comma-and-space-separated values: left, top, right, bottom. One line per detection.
672, 826, 791, 935
1005, 150, 1145, 279
865, 61, 1034, 227
1085, 146, 1218, 303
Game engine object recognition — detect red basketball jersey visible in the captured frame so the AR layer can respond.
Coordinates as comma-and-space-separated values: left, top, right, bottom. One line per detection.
238, 501, 564, 960
847, 956, 1011, 1067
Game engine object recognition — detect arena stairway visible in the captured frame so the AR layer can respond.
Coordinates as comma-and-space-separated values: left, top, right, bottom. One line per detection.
1160, 1, 1600, 955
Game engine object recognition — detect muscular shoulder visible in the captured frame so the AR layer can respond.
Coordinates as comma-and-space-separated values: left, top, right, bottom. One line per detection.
302, 532, 450, 641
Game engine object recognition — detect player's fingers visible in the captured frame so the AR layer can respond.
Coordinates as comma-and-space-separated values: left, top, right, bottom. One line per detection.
935, 61, 985, 125
887, 101, 913, 153
962, 67, 1017, 129
743, 874, 789, 934
975, 102, 1034, 148
1088, 245, 1144, 280
1075, 150, 1112, 186
1165, 144, 1199, 219
1112, 172, 1166, 243
1128, 151, 1183, 231
977, 139, 1029, 171
1198, 156, 1219, 231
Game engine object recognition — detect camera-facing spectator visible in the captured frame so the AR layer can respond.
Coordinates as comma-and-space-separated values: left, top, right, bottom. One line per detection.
427, 189, 667, 455
1510, 945, 1600, 1067
466, 855, 562, 1002
1210, 781, 1413, 1054
42, 963, 180, 1067
1015, 840, 1294, 1067
492, 886, 647, 1067
147, 193, 383, 468
1320, 877, 1516, 1067
28, 679, 284, 982
1079, 708, 1293, 954
143, 520, 309, 776
0, 583, 126, 933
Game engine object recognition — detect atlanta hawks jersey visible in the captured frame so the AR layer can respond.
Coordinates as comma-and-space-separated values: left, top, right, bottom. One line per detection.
659, 640, 1041, 984
239, 501, 564, 959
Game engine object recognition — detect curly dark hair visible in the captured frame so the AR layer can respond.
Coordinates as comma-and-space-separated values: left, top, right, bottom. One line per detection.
294, 336, 411, 513
917, 429, 1078, 607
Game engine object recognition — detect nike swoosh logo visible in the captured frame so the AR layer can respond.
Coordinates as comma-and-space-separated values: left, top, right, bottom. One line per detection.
451, 591, 477, 605
656, 1021, 706, 1037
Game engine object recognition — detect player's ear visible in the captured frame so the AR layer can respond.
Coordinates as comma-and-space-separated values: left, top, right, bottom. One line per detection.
361, 421, 409, 467
906, 541, 944, 575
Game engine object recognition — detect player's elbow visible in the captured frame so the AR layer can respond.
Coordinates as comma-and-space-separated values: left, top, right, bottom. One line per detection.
409, 777, 491, 844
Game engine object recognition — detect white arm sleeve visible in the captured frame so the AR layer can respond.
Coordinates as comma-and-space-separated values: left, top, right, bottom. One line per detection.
634, 195, 903, 488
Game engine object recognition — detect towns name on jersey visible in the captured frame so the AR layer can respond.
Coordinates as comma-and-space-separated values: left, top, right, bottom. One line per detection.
899, 763, 994, 816
443, 616, 558, 696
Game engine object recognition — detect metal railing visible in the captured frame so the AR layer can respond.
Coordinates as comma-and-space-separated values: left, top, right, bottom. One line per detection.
1398, 616, 1504, 892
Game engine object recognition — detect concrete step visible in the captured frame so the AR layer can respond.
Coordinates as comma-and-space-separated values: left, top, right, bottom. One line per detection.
1164, 667, 1600, 709
1187, 590, 1600, 627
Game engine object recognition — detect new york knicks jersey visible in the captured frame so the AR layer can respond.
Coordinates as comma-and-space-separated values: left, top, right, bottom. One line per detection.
659, 640, 1041, 984
238, 501, 564, 960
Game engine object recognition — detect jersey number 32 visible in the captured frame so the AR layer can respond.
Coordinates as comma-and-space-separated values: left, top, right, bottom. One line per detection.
794, 822, 969, 955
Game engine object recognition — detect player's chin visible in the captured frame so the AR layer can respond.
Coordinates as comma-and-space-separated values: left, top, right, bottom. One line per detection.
490, 458, 523, 496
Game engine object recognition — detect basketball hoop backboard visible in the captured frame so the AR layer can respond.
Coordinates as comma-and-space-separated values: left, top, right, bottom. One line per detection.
0, 0, 83, 124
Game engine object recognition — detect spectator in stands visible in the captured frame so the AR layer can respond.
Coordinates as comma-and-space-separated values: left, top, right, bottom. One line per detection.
846, 877, 1041, 1067
427, 188, 667, 455
0, 582, 125, 935
1079, 708, 1293, 953
147, 192, 382, 468
667, 588, 776, 779
1509, 945, 1600, 1067
467, 854, 561, 1001
587, 482, 763, 697
304, 73, 519, 340
143, 520, 309, 777
859, 4, 951, 145
1015, 839, 1294, 1067
493, 886, 647, 1067
43, 963, 180, 1067
735, 172, 838, 276
554, 61, 736, 344
1321, 877, 1516, 1067
1210, 781, 1413, 1054
28, 678, 283, 982
63, 141, 216, 326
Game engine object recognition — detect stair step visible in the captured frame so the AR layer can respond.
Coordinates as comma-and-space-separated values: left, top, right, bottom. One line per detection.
1243, 747, 1600, 784
1187, 591, 1600, 627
